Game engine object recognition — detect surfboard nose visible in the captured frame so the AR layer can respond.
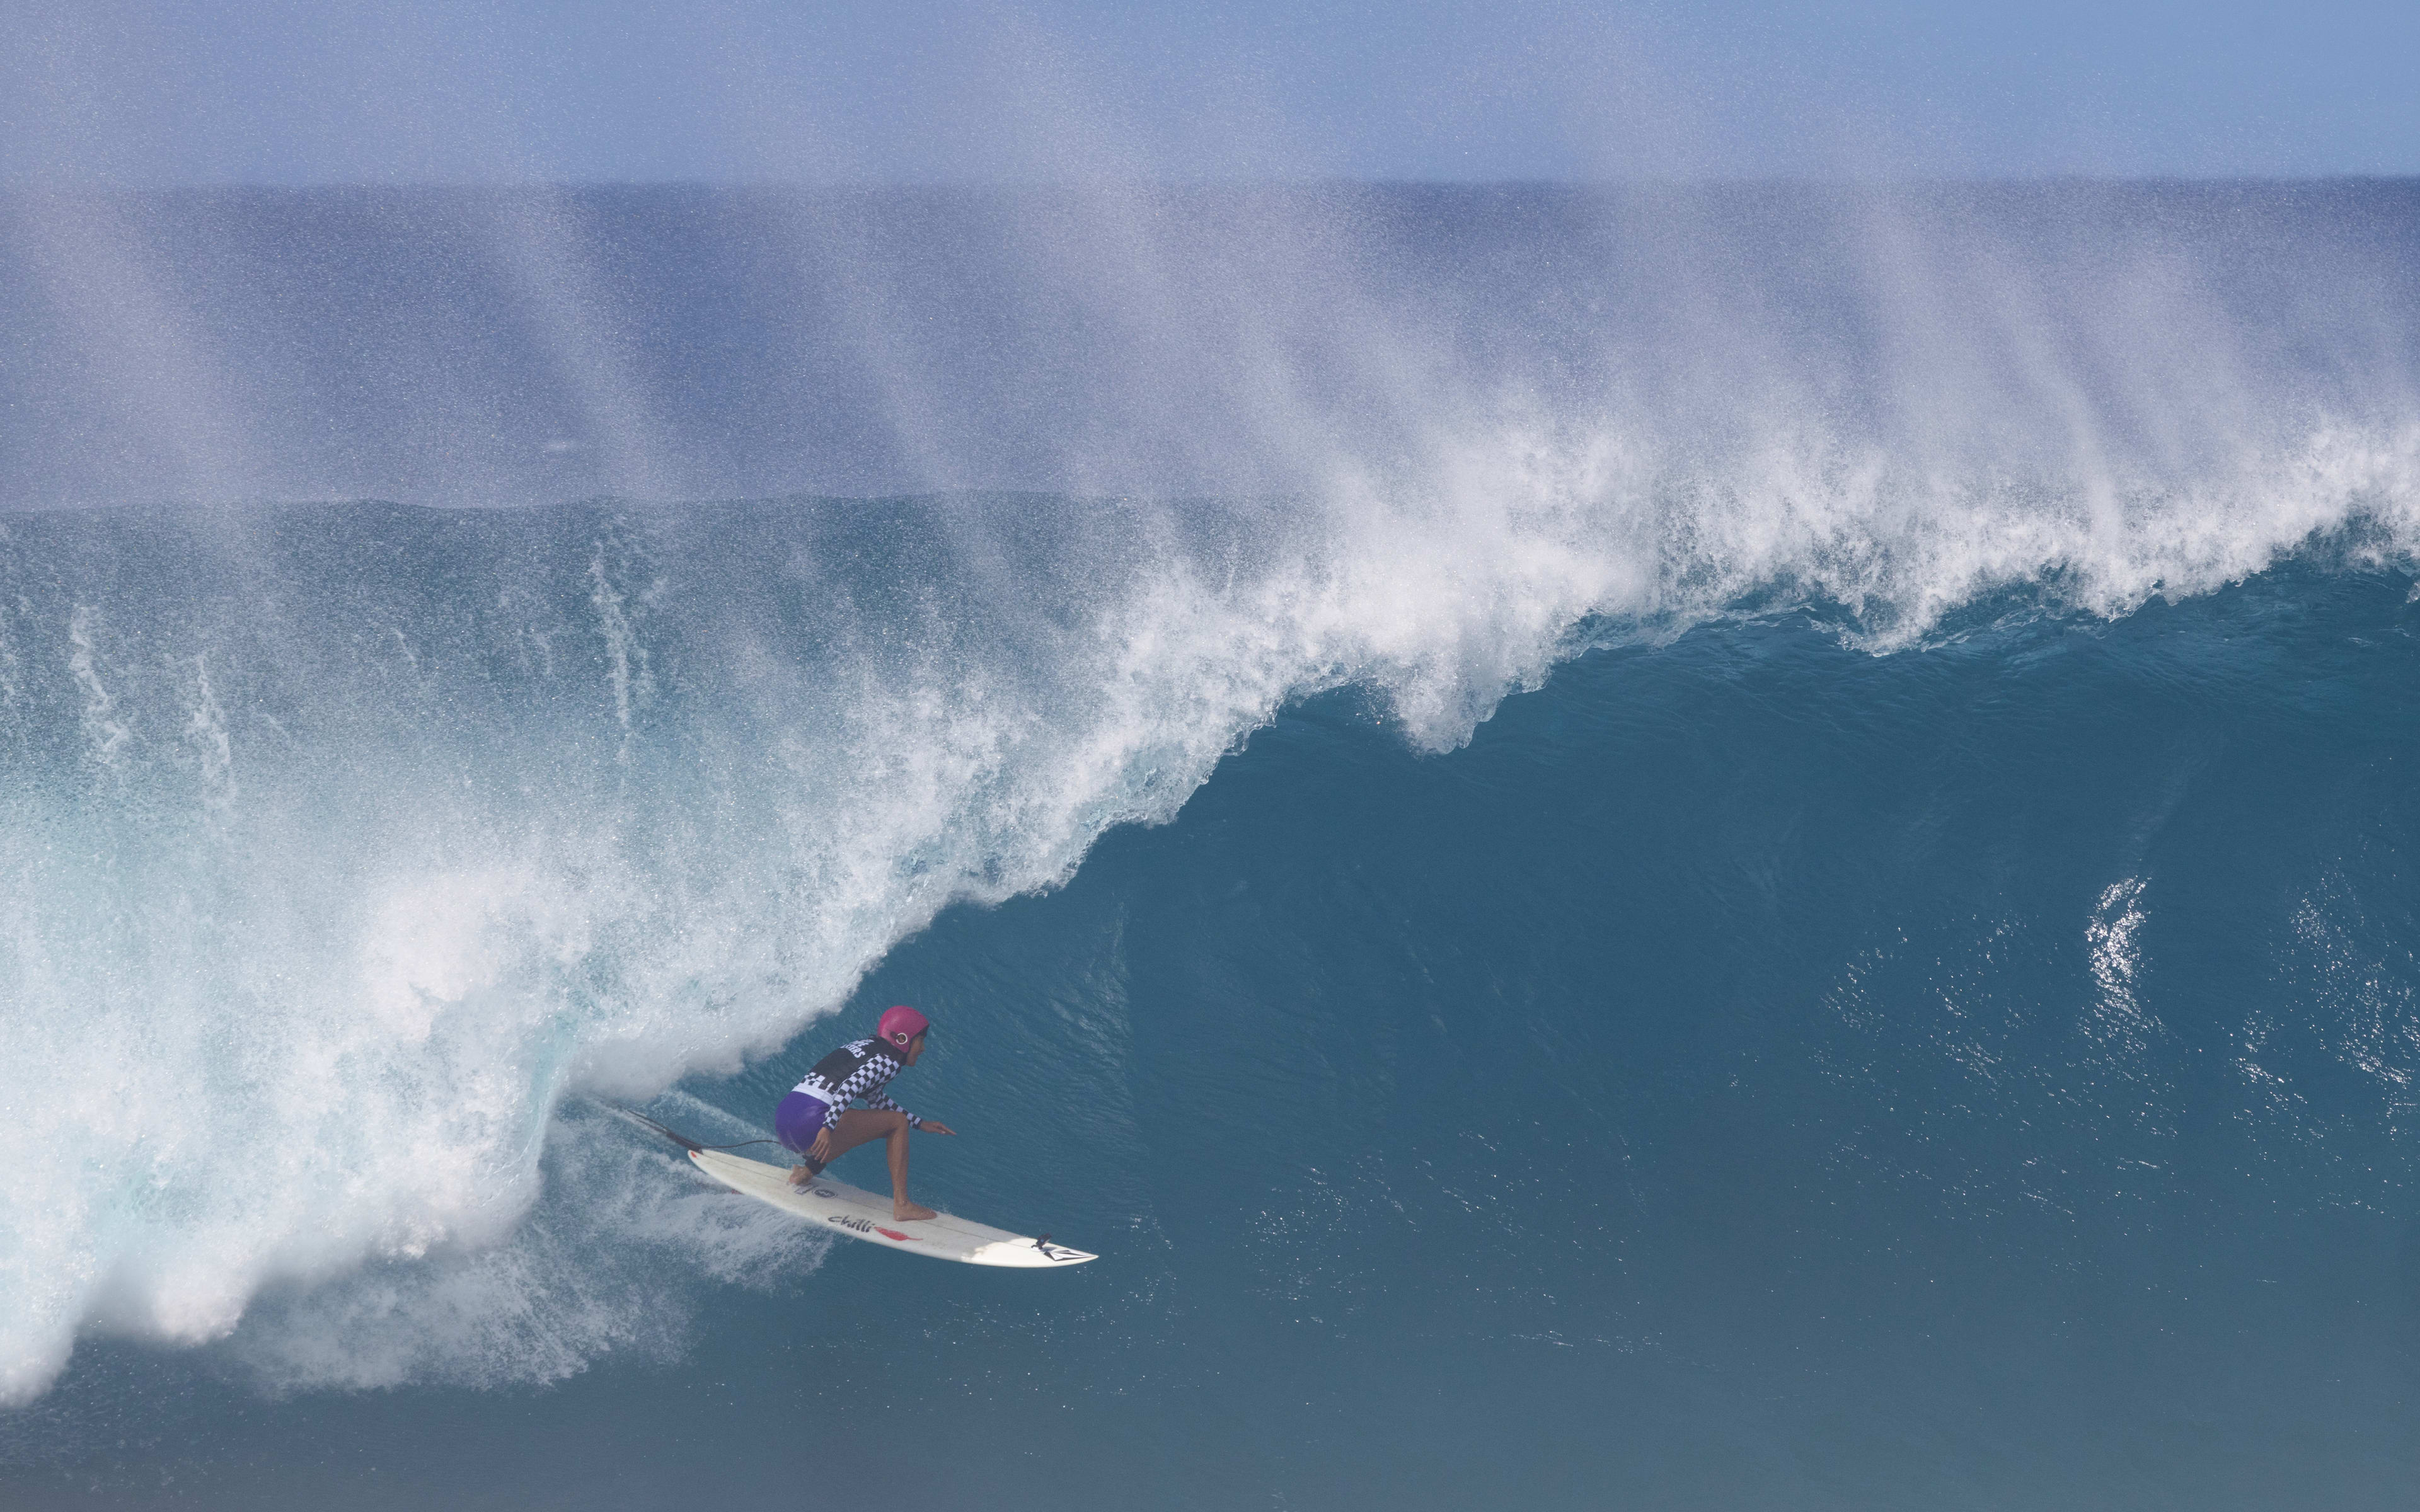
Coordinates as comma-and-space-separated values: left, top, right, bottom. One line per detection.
965, 1239, 1098, 1267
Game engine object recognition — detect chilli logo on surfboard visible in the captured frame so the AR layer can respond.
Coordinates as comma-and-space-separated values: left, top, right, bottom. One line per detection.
828, 1214, 921, 1242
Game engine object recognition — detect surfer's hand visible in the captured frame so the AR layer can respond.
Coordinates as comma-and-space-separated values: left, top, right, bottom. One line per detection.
920, 1121, 957, 1136
807, 1128, 834, 1162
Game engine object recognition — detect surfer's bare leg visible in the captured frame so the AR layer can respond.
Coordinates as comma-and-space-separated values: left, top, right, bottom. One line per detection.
811, 1109, 936, 1220
880, 1117, 936, 1222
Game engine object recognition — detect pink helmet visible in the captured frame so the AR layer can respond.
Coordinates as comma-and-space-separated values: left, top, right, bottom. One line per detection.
877, 1004, 930, 1050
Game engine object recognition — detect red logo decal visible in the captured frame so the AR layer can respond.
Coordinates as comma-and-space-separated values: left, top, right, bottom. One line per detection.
875, 1227, 918, 1241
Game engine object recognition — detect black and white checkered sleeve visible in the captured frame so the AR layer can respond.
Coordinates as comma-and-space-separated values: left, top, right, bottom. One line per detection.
826, 1060, 884, 1123
827, 1055, 918, 1128
860, 1085, 921, 1129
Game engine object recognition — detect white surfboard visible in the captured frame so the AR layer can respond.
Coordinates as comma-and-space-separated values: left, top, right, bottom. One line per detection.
687, 1148, 1097, 1268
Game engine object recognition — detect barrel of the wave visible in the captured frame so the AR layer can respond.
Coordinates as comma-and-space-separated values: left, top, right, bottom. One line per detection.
621, 1006, 1095, 1267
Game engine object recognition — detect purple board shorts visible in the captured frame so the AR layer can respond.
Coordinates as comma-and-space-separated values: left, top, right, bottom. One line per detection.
774, 1091, 836, 1156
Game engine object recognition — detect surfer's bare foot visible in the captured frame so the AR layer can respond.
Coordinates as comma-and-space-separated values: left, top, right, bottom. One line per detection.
787, 1165, 814, 1190
892, 1200, 937, 1221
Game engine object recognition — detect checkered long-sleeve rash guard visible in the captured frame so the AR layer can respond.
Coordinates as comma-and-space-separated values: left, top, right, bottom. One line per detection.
793, 1039, 921, 1133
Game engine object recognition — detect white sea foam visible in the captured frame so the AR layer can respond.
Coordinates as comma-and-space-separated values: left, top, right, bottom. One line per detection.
219, 1100, 826, 1393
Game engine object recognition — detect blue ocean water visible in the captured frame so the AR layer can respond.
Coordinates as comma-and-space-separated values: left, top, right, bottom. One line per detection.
3, 185, 2420, 1508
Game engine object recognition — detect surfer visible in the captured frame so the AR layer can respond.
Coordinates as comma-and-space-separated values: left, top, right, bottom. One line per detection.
776, 1005, 957, 1219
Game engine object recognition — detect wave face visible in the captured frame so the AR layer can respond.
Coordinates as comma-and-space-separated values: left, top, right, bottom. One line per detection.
1, 184, 2419, 1506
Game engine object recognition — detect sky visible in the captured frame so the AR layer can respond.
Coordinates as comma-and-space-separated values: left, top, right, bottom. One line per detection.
3, 0, 2415, 185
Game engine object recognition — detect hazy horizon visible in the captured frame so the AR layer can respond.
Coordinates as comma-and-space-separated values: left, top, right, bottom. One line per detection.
9, 1, 2416, 189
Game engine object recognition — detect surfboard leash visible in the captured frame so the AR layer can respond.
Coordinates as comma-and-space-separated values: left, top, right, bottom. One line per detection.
611, 1105, 785, 1155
